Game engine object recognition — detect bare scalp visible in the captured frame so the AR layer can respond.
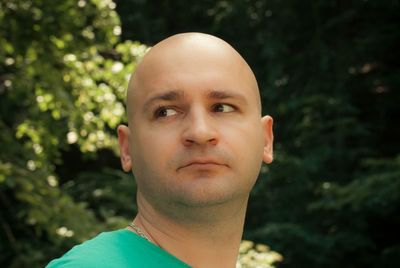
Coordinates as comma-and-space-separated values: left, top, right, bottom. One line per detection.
126, 32, 261, 125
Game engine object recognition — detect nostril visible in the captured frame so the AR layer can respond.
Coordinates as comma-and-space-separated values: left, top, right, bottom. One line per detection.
208, 138, 217, 145
183, 139, 195, 146
183, 137, 217, 146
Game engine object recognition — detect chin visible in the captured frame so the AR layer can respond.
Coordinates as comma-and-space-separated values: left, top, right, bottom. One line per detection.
173, 184, 242, 208
176, 196, 232, 208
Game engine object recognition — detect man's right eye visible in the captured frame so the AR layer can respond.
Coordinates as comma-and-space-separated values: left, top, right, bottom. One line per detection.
154, 107, 178, 118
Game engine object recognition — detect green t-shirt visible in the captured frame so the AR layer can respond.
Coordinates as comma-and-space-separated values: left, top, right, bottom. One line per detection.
46, 229, 191, 267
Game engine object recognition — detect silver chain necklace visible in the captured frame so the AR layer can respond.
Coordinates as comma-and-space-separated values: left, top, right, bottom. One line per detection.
129, 223, 152, 242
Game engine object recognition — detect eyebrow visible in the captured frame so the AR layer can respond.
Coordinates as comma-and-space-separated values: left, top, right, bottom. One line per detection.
143, 90, 184, 112
207, 90, 248, 105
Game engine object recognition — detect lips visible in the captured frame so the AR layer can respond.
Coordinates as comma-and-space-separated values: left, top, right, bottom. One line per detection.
178, 158, 228, 170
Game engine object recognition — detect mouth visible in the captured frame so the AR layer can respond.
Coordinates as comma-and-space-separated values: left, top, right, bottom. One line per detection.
178, 159, 228, 171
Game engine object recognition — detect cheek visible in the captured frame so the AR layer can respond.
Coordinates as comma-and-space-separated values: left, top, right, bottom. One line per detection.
131, 127, 179, 173
227, 120, 264, 161
227, 121, 264, 180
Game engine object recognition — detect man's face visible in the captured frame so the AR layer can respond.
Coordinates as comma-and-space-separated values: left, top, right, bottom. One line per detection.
120, 36, 272, 211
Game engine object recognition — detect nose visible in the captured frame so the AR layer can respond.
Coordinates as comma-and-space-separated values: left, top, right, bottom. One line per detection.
181, 107, 218, 147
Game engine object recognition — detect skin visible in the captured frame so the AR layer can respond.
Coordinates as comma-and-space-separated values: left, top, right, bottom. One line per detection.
117, 33, 273, 268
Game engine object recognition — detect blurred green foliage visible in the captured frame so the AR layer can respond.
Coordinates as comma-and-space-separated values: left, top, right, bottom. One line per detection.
1, 0, 399, 267
0, 0, 146, 266
238, 240, 283, 268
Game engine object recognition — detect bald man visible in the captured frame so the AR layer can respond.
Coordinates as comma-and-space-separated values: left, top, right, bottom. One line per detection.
47, 33, 273, 268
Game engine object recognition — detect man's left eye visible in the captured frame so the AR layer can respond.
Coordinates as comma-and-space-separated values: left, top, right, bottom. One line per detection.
213, 103, 236, 113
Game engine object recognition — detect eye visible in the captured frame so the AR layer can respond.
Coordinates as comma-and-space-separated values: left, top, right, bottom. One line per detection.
212, 103, 236, 113
154, 107, 178, 118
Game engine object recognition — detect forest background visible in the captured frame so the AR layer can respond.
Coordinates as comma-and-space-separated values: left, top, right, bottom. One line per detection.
1, 0, 399, 267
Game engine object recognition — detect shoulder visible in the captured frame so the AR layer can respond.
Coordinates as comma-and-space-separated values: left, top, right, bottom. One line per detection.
46, 230, 143, 268
46, 229, 191, 268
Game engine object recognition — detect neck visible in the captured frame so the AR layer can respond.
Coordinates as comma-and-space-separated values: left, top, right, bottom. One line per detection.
132, 194, 249, 268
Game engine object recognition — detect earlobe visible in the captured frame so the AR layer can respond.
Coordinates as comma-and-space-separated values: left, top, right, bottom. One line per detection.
261, 115, 274, 164
117, 125, 133, 172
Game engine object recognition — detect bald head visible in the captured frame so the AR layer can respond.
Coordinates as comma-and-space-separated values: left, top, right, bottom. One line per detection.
117, 33, 274, 213
126, 32, 261, 124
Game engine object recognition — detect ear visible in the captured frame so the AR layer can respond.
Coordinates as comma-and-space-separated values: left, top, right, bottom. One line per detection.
117, 125, 133, 172
261, 115, 274, 164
